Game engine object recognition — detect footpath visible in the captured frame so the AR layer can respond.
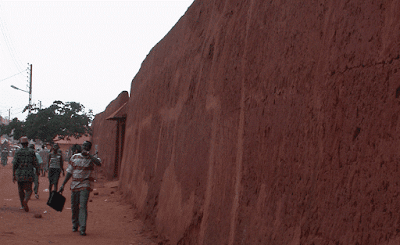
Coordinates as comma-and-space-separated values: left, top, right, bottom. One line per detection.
0, 157, 158, 245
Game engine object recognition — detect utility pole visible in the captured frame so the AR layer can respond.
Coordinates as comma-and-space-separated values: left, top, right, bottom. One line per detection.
29, 64, 32, 114
10, 63, 33, 115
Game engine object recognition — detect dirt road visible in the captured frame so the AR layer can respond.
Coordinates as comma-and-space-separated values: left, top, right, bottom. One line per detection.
0, 157, 158, 245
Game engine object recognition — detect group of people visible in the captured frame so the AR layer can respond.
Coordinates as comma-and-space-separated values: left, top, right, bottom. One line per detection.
12, 136, 101, 236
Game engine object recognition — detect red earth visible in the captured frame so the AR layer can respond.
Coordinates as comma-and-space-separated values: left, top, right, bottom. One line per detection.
0, 157, 159, 245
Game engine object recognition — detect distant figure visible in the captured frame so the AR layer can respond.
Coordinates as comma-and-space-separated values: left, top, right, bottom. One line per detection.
1, 148, 8, 166
38, 145, 50, 177
59, 140, 101, 236
29, 144, 42, 199
48, 143, 64, 193
71, 144, 82, 156
12, 136, 39, 212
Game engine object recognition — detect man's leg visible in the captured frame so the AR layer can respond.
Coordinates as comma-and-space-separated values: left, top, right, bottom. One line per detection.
33, 172, 39, 198
48, 168, 54, 192
53, 168, 60, 193
79, 189, 90, 235
71, 191, 80, 232
54, 170, 59, 193
42, 164, 46, 177
17, 181, 24, 208
21, 181, 32, 212
24, 181, 33, 202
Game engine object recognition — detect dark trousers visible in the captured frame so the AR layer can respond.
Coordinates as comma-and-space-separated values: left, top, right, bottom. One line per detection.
71, 189, 90, 232
48, 168, 61, 185
17, 181, 33, 206
48, 168, 61, 192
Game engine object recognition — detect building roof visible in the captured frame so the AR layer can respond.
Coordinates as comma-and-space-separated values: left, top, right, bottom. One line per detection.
53, 135, 92, 145
106, 102, 128, 121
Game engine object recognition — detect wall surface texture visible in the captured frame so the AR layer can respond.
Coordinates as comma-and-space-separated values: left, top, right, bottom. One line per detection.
112, 0, 400, 244
92, 91, 129, 180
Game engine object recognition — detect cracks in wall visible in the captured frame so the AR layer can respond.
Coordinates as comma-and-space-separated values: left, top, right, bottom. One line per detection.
332, 53, 400, 75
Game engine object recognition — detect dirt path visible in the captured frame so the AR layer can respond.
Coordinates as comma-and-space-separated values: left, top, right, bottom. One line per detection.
0, 157, 158, 245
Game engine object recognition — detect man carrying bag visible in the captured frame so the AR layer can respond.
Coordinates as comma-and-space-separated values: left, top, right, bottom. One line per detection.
58, 141, 101, 236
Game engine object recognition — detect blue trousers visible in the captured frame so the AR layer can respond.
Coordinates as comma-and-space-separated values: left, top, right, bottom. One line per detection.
71, 189, 90, 232
33, 170, 39, 194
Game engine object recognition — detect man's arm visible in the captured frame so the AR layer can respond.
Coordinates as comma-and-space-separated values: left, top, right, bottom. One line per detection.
58, 172, 72, 193
47, 154, 51, 170
34, 154, 40, 175
82, 151, 101, 166
12, 153, 18, 183
60, 154, 65, 175
90, 154, 101, 166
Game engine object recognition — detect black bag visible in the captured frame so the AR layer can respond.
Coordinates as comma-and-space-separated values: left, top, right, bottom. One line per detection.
47, 191, 66, 212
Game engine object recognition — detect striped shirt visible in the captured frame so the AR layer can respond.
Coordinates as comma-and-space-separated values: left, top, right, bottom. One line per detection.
49, 153, 62, 168
66, 153, 98, 191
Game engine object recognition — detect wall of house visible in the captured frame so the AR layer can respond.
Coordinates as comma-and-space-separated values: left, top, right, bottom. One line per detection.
96, 0, 400, 244
92, 91, 129, 180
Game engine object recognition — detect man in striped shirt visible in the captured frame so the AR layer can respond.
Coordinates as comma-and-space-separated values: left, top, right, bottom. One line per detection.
59, 140, 101, 236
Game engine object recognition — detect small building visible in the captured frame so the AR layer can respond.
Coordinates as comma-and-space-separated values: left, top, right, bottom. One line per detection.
91, 91, 129, 180
53, 135, 92, 160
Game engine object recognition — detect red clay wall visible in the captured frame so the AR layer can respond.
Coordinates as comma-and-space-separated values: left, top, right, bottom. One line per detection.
117, 0, 400, 244
92, 91, 129, 180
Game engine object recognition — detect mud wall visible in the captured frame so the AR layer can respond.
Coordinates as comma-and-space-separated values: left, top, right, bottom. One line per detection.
92, 91, 129, 180
117, 0, 400, 244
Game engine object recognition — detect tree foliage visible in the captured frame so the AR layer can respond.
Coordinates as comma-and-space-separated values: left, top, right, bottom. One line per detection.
0, 101, 93, 143
2, 118, 24, 140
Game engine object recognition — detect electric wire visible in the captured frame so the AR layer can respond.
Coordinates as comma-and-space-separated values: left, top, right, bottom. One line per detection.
0, 69, 27, 83
0, 106, 27, 120
0, 3, 25, 72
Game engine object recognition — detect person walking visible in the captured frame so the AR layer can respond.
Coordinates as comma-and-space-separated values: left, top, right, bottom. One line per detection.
38, 145, 49, 177
48, 143, 64, 193
70, 144, 82, 157
1, 147, 8, 166
12, 136, 39, 212
59, 141, 101, 236
29, 144, 43, 199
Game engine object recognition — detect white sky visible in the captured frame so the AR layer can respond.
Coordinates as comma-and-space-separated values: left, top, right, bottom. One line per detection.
0, 0, 194, 120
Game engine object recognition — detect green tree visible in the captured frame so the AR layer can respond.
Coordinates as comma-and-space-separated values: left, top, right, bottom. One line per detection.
0, 118, 24, 139
0, 101, 93, 143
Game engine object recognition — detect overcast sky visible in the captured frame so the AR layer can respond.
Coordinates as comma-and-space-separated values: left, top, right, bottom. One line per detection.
0, 0, 194, 120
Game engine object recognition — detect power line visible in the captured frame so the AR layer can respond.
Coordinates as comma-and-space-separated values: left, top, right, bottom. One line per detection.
0, 106, 25, 112
0, 3, 25, 72
0, 106, 27, 119
11, 106, 26, 113
0, 69, 27, 83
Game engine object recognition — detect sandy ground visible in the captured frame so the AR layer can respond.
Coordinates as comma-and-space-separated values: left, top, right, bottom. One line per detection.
0, 157, 158, 245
